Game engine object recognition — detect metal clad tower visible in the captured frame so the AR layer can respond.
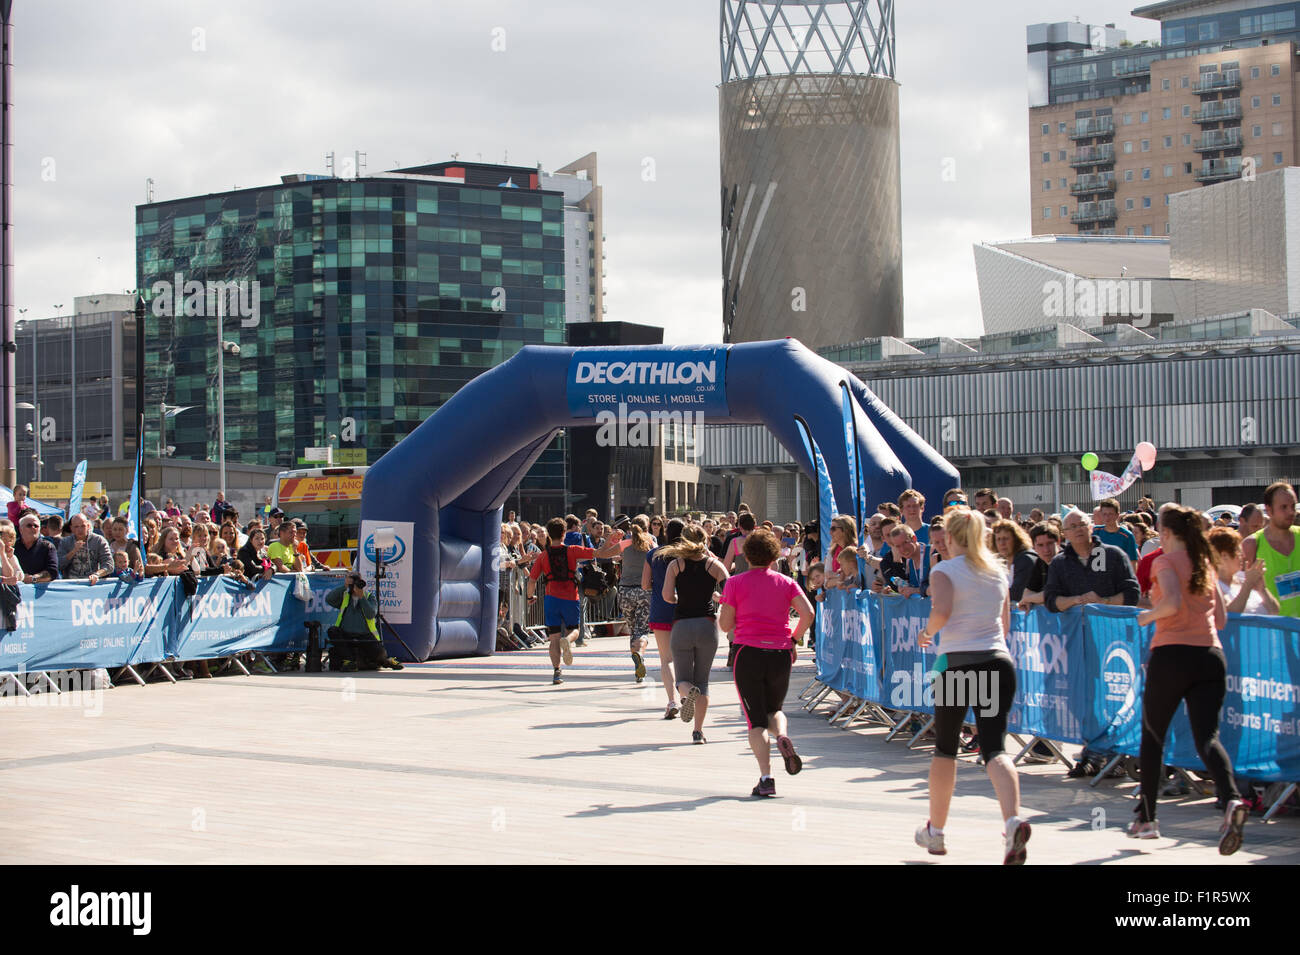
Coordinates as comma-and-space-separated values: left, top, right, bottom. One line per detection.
720, 0, 902, 348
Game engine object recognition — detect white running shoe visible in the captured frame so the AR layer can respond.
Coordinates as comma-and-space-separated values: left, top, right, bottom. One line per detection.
1003, 818, 1031, 865
560, 636, 574, 666
1127, 819, 1160, 840
1219, 799, 1248, 856
914, 821, 946, 856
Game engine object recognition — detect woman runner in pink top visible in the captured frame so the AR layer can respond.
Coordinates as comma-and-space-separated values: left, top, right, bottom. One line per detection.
1132, 506, 1245, 854
718, 528, 814, 798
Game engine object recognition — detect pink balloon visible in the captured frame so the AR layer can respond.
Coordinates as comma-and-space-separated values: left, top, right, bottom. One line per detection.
1135, 441, 1157, 470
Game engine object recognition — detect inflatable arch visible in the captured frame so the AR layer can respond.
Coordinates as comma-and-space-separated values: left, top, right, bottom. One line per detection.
360, 338, 958, 660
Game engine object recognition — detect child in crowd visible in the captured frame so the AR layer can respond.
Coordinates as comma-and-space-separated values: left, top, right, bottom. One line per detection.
115, 550, 144, 583
807, 562, 826, 603
224, 558, 254, 588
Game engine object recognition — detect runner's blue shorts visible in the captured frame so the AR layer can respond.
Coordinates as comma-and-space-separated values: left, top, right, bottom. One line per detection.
543, 595, 580, 632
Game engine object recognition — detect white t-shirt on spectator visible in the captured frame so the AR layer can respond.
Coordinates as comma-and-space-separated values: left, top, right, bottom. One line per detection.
1217, 574, 1270, 615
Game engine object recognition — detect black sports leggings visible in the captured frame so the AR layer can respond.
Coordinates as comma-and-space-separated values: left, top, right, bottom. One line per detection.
932, 657, 1017, 760
1137, 644, 1239, 823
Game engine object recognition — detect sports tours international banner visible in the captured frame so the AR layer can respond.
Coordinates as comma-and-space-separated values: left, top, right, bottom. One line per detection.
1157, 611, 1300, 781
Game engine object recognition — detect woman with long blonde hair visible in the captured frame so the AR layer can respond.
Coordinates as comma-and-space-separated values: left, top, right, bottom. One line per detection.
661, 524, 729, 742
914, 507, 1030, 864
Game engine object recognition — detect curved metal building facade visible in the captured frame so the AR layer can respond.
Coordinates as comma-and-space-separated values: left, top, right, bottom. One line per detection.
719, 1, 903, 347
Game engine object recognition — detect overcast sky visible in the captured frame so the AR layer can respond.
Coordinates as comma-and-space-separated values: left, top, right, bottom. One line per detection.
13, 0, 1161, 343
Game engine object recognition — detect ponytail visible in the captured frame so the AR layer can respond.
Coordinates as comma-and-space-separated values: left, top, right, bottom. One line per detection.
658, 524, 709, 562
1162, 506, 1214, 595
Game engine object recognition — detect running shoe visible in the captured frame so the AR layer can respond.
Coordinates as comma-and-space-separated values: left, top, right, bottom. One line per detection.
552, 668, 563, 685
560, 636, 573, 666
692, 730, 706, 744
631, 651, 646, 683
1219, 799, 1248, 856
776, 734, 802, 775
680, 686, 700, 724
914, 821, 946, 856
1127, 820, 1159, 840
1003, 818, 1031, 865
751, 777, 776, 798
664, 703, 679, 720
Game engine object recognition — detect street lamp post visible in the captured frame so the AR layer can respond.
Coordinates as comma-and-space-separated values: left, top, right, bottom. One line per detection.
15, 399, 39, 482
215, 295, 239, 496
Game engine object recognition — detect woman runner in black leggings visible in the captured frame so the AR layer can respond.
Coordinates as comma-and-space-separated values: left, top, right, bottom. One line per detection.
915, 507, 1031, 864
1131, 506, 1245, 854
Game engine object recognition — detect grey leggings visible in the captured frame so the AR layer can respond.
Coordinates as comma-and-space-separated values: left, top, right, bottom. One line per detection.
670, 616, 720, 695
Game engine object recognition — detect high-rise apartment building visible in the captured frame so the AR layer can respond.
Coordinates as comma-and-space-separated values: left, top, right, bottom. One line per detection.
136, 158, 597, 508
1028, 1, 1300, 237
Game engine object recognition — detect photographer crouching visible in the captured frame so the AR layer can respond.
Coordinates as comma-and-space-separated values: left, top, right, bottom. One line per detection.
326, 572, 404, 671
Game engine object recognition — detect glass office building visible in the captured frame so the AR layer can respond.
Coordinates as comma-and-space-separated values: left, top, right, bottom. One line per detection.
136, 162, 569, 499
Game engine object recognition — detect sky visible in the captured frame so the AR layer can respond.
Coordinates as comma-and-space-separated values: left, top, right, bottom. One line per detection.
12, 0, 1162, 343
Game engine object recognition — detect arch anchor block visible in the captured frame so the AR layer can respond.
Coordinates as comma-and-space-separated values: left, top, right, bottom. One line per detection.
360, 338, 958, 660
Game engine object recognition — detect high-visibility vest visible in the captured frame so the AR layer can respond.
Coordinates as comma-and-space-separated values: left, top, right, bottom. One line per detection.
336, 591, 379, 640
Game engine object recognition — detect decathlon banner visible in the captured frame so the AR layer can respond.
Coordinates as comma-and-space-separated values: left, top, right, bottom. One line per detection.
816, 588, 884, 702
879, 595, 941, 714
0, 579, 174, 672
1005, 606, 1084, 741
566, 346, 729, 418
168, 574, 347, 660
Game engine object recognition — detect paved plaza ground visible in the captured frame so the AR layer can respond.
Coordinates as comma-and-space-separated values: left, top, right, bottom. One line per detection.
2, 639, 1297, 865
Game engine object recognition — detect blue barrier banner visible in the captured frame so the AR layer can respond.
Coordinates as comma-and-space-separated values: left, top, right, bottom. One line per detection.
1006, 606, 1084, 741
815, 588, 847, 690
817, 588, 883, 701
0, 579, 174, 672
1165, 612, 1300, 781
566, 346, 729, 418
879, 594, 939, 714
168, 574, 345, 660
1078, 605, 1148, 755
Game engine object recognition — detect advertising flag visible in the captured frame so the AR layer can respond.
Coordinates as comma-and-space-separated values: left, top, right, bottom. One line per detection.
839, 382, 866, 545
68, 459, 88, 518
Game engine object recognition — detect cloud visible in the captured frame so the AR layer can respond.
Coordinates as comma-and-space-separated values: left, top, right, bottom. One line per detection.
13, 0, 1161, 347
